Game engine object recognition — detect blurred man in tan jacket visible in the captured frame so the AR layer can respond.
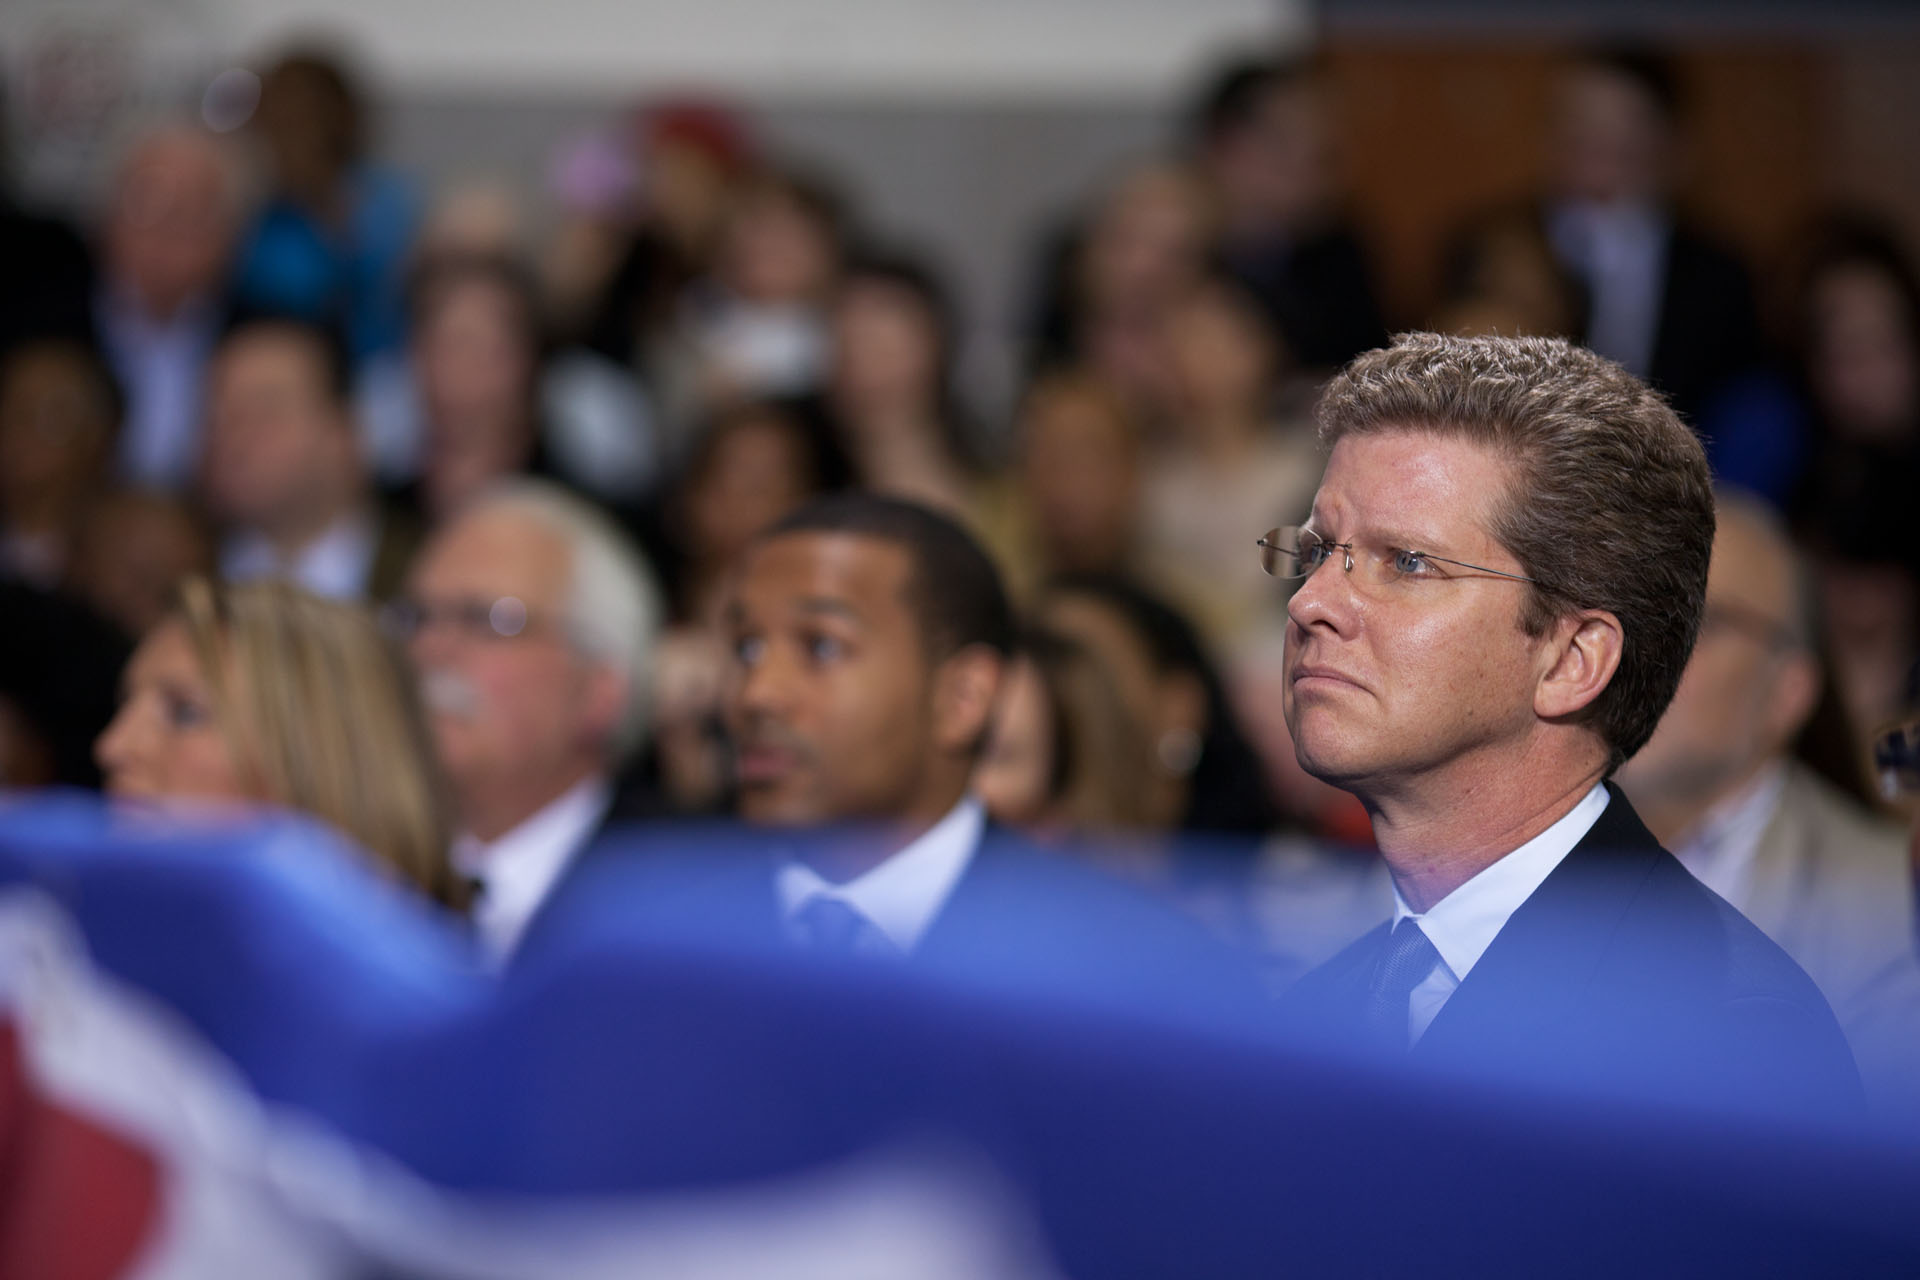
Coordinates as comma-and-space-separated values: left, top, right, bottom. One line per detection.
1620, 490, 1920, 1127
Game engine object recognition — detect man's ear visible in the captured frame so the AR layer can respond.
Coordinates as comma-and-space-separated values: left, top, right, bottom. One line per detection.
933, 645, 1005, 755
1764, 649, 1822, 749
1535, 609, 1624, 721
581, 662, 633, 750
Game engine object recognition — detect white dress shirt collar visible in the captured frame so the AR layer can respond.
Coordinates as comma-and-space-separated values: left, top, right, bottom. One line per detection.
1672, 762, 1787, 910
221, 506, 379, 601
96, 284, 220, 490
1393, 782, 1611, 988
774, 797, 985, 955
453, 775, 612, 962
1546, 200, 1669, 379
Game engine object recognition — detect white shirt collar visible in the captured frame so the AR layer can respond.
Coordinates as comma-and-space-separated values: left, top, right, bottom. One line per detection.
221, 507, 378, 601
453, 775, 613, 961
1392, 782, 1610, 986
774, 797, 984, 955
1672, 763, 1787, 909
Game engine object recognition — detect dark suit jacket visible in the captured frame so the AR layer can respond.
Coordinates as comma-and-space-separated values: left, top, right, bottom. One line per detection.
1281, 785, 1863, 1123
514, 819, 1271, 1030
1644, 225, 1762, 426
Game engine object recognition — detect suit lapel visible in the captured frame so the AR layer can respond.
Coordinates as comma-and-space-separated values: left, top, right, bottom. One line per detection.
910, 825, 1004, 961
1282, 921, 1393, 1046
1413, 784, 1667, 1061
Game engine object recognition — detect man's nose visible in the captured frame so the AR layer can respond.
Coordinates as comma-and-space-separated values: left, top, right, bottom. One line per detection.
408, 613, 458, 668
731, 647, 795, 720
1286, 553, 1358, 635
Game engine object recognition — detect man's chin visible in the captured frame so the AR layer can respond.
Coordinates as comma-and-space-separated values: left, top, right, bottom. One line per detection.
735, 785, 827, 827
1291, 734, 1377, 794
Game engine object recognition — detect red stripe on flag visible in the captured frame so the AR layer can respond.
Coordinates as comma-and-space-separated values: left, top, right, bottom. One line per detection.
0, 1019, 164, 1280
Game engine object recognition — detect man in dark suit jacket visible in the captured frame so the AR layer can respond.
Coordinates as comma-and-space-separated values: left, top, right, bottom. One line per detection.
522, 493, 1266, 1022
1285, 782, 1859, 1118
1542, 47, 1760, 424
1268, 332, 1859, 1120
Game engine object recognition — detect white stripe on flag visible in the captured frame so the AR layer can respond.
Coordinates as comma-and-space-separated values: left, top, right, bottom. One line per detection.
0, 890, 1064, 1279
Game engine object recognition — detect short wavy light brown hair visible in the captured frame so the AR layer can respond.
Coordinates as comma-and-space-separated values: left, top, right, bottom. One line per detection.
1314, 332, 1714, 770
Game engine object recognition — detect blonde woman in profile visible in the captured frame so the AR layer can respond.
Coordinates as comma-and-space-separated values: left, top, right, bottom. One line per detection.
94, 576, 461, 907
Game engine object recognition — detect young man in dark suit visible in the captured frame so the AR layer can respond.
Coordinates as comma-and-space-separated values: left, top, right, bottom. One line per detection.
1268, 332, 1860, 1119
533, 494, 1263, 1021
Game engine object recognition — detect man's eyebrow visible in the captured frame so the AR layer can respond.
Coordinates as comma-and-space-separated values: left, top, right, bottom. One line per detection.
793, 596, 864, 624
1372, 527, 1450, 550
1324, 522, 1461, 553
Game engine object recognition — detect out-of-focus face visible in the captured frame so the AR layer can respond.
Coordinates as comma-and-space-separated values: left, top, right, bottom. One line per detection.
1019, 387, 1140, 573
404, 509, 604, 808
1618, 510, 1811, 807
1039, 594, 1161, 745
723, 532, 941, 824
1164, 282, 1274, 421
720, 188, 835, 305
417, 277, 536, 431
1207, 80, 1332, 233
103, 131, 236, 320
95, 619, 254, 804
0, 345, 116, 510
1810, 264, 1918, 441
200, 329, 354, 529
253, 62, 349, 203
68, 495, 213, 640
831, 277, 940, 413
1551, 65, 1670, 207
1082, 168, 1211, 317
973, 656, 1055, 827
648, 139, 733, 252
415, 277, 538, 519
1281, 430, 1546, 791
684, 413, 815, 569
1438, 222, 1581, 341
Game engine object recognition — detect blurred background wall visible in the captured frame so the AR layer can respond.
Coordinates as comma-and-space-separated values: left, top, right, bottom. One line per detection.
4, 0, 1918, 398
1, 0, 1298, 402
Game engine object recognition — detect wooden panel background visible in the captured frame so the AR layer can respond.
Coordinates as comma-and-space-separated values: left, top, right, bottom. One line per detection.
1320, 41, 1825, 330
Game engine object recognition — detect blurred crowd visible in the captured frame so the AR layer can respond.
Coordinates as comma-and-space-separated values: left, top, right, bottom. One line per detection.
3, 42, 1919, 1020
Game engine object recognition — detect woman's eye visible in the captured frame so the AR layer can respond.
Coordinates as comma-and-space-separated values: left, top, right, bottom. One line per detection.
733, 635, 766, 666
164, 695, 210, 729
806, 634, 846, 663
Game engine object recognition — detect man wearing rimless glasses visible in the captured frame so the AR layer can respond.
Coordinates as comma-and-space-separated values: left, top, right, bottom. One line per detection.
1272, 333, 1860, 1121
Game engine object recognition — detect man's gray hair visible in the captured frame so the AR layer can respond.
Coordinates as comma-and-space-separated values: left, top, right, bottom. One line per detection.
469, 478, 664, 761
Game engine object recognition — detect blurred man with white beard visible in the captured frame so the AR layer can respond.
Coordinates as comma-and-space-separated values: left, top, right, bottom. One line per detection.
391, 479, 662, 959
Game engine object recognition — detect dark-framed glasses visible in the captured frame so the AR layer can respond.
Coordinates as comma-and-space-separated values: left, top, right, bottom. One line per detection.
1256, 525, 1538, 588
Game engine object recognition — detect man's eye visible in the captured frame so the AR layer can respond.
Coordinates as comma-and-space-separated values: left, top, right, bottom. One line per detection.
1390, 549, 1433, 576
733, 635, 766, 666
1298, 541, 1330, 569
806, 635, 846, 663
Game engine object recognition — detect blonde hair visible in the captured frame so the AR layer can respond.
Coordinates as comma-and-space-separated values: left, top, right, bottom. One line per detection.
175, 576, 458, 904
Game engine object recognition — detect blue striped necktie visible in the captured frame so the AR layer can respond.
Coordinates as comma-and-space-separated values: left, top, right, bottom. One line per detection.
1365, 919, 1440, 1050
